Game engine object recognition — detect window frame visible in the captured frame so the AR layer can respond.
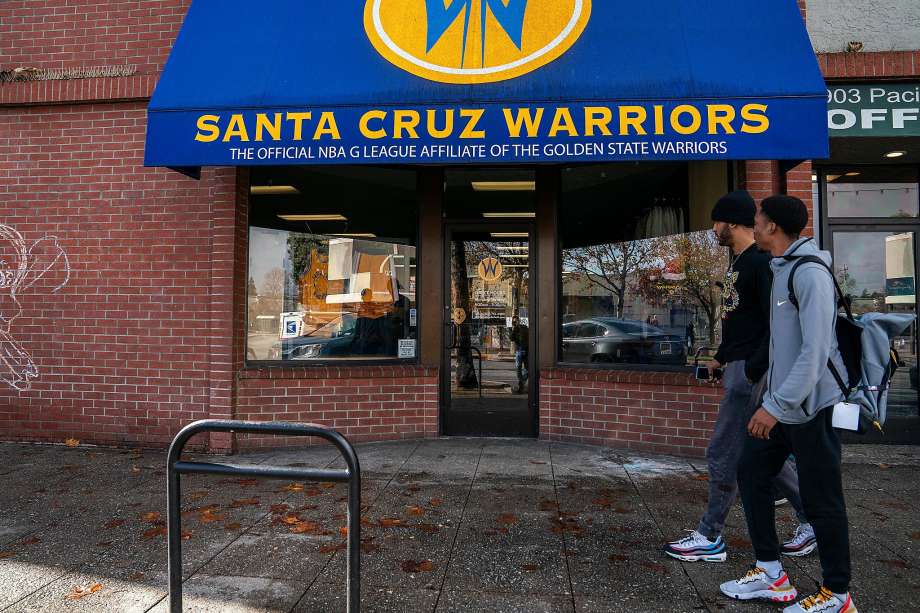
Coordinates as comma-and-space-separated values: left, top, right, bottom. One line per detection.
243, 168, 421, 368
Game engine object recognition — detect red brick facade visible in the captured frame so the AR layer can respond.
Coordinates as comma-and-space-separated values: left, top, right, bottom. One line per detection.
0, 0, 885, 457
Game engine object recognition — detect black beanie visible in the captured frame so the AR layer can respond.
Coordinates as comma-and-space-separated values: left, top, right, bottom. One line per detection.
711, 190, 755, 227
760, 195, 809, 236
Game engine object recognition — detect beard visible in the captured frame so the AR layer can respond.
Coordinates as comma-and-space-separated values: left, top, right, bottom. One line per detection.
714, 225, 732, 247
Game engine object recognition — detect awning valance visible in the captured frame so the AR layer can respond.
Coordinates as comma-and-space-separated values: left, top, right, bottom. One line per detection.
145, 0, 829, 169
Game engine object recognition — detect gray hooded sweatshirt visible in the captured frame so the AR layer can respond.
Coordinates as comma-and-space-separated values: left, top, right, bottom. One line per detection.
762, 238, 847, 424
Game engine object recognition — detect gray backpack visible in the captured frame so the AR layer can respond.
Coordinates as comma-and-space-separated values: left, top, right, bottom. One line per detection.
788, 256, 915, 433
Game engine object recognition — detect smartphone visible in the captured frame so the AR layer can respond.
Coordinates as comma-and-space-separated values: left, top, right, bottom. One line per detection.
694, 366, 710, 381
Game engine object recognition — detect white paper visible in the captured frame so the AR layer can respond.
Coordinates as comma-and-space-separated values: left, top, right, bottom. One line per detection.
832, 402, 861, 431
409, 308, 417, 327
398, 339, 416, 359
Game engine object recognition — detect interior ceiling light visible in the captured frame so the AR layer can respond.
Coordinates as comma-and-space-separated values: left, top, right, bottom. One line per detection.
482, 212, 536, 218
277, 214, 347, 222
496, 246, 529, 250
844, 172, 861, 177
811, 174, 818, 181
250, 185, 300, 195
885, 150, 907, 158
330, 233, 376, 238
502, 255, 529, 259
472, 181, 536, 192
503, 264, 529, 268
490, 232, 529, 238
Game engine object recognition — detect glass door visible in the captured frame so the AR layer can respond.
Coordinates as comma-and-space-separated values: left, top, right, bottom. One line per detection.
828, 228, 920, 442
443, 227, 535, 436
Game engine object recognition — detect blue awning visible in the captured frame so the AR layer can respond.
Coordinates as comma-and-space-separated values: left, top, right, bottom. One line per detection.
145, 0, 828, 168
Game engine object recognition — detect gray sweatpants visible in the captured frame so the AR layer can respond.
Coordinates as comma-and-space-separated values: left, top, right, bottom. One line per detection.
697, 360, 807, 539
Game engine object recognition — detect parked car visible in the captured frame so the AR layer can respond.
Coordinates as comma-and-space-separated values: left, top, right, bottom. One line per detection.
562, 317, 686, 365
269, 313, 357, 360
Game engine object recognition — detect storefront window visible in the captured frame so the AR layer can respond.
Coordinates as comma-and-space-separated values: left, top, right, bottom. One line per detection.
825, 167, 919, 218
559, 163, 727, 367
246, 167, 417, 362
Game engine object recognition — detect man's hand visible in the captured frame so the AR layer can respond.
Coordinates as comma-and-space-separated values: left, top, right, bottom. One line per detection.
709, 360, 722, 383
747, 407, 777, 440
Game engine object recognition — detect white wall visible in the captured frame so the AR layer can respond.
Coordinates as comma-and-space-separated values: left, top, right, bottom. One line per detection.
807, 0, 920, 53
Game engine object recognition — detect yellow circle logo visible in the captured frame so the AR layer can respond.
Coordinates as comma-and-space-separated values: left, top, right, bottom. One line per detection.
477, 256, 503, 282
364, 0, 592, 84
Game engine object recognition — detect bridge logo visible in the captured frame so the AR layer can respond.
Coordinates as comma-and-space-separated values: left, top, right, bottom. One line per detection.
364, 0, 591, 84
477, 256, 503, 282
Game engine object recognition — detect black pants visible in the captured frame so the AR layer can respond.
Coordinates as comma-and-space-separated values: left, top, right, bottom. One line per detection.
738, 407, 851, 594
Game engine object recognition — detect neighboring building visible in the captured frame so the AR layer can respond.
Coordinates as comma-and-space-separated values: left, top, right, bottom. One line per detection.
1, 0, 912, 454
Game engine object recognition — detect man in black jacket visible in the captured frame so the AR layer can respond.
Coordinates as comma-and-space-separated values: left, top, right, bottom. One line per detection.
665, 190, 810, 563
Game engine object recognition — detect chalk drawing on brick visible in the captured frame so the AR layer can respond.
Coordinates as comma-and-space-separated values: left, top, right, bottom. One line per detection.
0, 224, 71, 391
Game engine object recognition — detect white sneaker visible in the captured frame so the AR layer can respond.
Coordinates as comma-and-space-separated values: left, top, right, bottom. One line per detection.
782, 523, 818, 557
663, 530, 727, 562
783, 587, 858, 612
720, 566, 798, 603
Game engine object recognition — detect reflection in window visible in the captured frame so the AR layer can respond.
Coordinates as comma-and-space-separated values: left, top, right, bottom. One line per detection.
560, 163, 728, 367
246, 167, 417, 362
825, 167, 919, 218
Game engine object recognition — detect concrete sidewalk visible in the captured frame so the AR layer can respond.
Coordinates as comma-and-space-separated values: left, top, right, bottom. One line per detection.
0, 439, 918, 612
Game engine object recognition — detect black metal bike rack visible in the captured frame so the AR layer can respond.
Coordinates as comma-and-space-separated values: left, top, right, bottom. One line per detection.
448, 323, 483, 397
166, 420, 361, 613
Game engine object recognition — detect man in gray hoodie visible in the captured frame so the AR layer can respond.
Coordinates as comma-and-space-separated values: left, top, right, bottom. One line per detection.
720, 196, 856, 613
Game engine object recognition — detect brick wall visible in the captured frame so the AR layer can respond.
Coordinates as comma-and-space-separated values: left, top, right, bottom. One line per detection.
0, 100, 226, 447
539, 369, 721, 458
236, 366, 439, 448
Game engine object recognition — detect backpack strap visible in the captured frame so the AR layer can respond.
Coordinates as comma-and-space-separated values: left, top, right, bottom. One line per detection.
784, 254, 854, 397
785, 255, 855, 321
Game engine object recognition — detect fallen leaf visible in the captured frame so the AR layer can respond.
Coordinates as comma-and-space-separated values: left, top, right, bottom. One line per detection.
130, 465, 142, 474
429, 499, 443, 507
639, 560, 669, 574
609, 553, 629, 562
64, 438, 80, 448
282, 483, 305, 492
320, 542, 347, 554
270, 504, 290, 514
522, 564, 540, 572
497, 513, 519, 526
20, 536, 41, 546
181, 530, 193, 541
879, 559, 911, 570
290, 521, 321, 534
0, 552, 14, 559
236, 478, 259, 488
539, 499, 559, 512
407, 506, 424, 516
693, 473, 710, 481
229, 498, 260, 508
401, 559, 435, 573
199, 509, 225, 524
911, 532, 920, 541
361, 542, 380, 553
105, 519, 125, 529
415, 523, 440, 534
187, 491, 209, 501
379, 518, 404, 527
66, 583, 102, 600
224, 522, 242, 531
142, 512, 161, 523
321, 483, 336, 489
339, 527, 349, 536
879, 463, 891, 469
282, 514, 303, 525
142, 526, 168, 540
127, 572, 145, 581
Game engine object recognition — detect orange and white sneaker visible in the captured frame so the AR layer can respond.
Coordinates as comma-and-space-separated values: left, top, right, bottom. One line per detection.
720, 566, 798, 603
783, 587, 858, 612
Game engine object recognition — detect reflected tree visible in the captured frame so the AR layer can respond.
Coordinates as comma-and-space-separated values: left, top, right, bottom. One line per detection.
562, 239, 656, 318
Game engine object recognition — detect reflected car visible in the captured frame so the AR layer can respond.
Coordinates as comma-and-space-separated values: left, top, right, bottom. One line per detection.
561, 318, 686, 365
269, 314, 357, 360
